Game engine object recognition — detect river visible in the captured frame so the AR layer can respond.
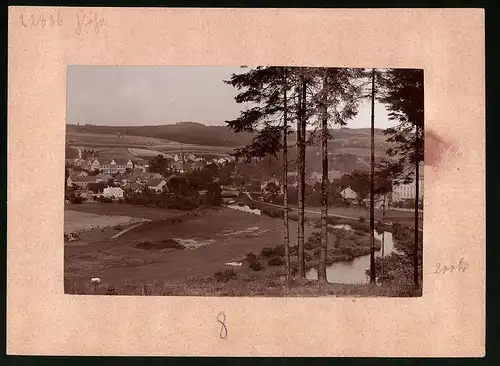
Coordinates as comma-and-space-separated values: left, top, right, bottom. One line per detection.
306, 227, 395, 284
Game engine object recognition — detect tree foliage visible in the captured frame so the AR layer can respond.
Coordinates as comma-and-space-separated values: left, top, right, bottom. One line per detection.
378, 69, 424, 177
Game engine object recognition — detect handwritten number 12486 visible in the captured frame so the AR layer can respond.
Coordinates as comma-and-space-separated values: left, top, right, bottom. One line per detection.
20, 13, 63, 28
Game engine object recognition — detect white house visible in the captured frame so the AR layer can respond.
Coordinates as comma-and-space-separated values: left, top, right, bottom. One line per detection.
308, 170, 342, 184
103, 186, 124, 199
391, 176, 424, 203
340, 187, 358, 201
146, 178, 167, 193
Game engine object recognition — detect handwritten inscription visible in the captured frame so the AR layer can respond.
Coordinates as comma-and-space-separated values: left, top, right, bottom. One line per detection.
434, 257, 469, 274
75, 10, 107, 35
217, 311, 227, 339
19, 10, 107, 36
20, 12, 63, 28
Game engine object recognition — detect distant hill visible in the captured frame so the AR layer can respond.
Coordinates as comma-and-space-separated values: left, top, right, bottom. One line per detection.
66, 123, 397, 172
66, 122, 254, 147
66, 123, 390, 149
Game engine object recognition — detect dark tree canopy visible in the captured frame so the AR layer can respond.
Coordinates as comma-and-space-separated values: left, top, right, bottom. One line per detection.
378, 69, 424, 178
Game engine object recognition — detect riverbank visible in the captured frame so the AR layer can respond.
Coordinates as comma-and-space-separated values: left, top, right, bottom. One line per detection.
225, 225, 382, 280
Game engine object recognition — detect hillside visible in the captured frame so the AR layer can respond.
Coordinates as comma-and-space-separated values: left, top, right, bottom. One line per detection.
66, 123, 391, 150
66, 122, 254, 147
66, 123, 395, 173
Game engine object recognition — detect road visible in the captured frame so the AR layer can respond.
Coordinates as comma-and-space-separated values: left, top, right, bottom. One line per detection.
242, 192, 424, 232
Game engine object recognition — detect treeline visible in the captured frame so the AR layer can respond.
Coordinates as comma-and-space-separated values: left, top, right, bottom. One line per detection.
126, 173, 224, 210
125, 191, 221, 211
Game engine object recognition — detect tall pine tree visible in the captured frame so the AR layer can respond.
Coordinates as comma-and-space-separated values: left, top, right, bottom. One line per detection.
379, 68, 424, 290
225, 66, 295, 281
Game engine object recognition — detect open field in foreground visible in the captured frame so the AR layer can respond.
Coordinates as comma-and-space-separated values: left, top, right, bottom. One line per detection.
64, 210, 145, 234
65, 203, 188, 221
66, 276, 419, 297
64, 205, 317, 287
65, 203, 420, 296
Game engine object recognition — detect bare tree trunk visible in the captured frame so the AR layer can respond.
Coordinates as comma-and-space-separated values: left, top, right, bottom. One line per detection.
299, 77, 307, 278
296, 74, 306, 279
318, 69, 329, 283
282, 67, 291, 284
369, 68, 376, 284
381, 193, 386, 257
414, 158, 420, 290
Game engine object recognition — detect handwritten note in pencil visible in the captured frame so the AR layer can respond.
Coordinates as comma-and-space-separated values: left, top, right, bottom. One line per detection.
434, 258, 469, 274
75, 10, 108, 35
18, 9, 107, 35
20, 11, 63, 28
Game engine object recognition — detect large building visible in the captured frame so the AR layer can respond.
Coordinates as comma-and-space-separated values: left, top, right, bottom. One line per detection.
391, 163, 424, 203
99, 159, 133, 174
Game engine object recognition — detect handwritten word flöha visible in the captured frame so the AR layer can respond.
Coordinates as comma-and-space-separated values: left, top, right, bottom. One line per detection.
75, 10, 107, 35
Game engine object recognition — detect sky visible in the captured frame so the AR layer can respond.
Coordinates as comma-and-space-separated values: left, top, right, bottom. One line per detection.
67, 66, 395, 129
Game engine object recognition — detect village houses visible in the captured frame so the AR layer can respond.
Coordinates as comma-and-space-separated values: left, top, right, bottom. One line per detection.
102, 186, 124, 199
98, 158, 134, 174
67, 175, 98, 189
146, 178, 167, 193
340, 187, 358, 202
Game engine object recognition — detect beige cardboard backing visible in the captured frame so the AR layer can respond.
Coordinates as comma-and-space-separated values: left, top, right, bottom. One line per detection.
7, 7, 485, 356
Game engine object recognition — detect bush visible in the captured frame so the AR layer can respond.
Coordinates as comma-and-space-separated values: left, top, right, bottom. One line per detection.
70, 196, 83, 204
213, 269, 237, 283
159, 239, 186, 249
135, 239, 185, 250
246, 252, 257, 261
261, 207, 284, 218
304, 232, 321, 250
268, 257, 284, 266
274, 245, 285, 257
339, 246, 355, 257
261, 247, 278, 258
249, 260, 263, 271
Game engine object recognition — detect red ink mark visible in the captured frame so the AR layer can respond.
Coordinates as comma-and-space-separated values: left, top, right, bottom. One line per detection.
425, 130, 453, 168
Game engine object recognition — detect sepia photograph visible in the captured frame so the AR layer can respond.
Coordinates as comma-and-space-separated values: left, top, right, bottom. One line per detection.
63, 65, 424, 297
8, 6, 486, 357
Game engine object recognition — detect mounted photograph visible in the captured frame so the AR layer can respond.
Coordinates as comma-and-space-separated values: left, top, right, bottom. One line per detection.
64, 65, 424, 297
